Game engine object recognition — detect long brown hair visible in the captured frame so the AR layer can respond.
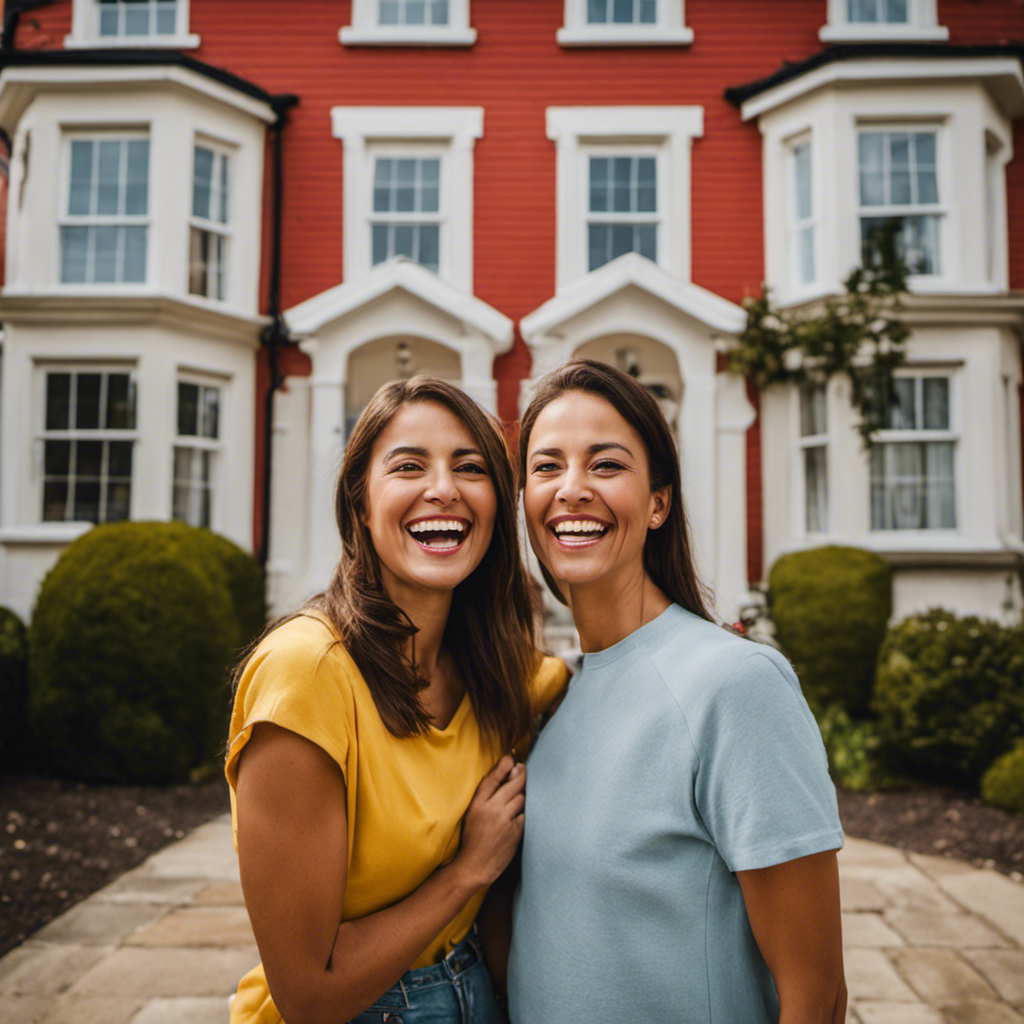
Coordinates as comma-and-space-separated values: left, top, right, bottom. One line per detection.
239, 377, 536, 751
518, 358, 715, 624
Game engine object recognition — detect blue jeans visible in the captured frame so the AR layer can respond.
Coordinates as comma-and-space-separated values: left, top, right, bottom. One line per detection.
349, 928, 505, 1024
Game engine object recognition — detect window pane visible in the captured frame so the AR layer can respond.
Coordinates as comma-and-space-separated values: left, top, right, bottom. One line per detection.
611, 224, 634, 260
124, 4, 149, 34
44, 439, 71, 477
193, 146, 214, 219
891, 377, 916, 430
125, 139, 149, 215
418, 225, 440, 273
106, 373, 135, 429
799, 226, 815, 284
612, 157, 632, 212
43, 480, 69, 522
637, 223, 657, 261
379, 0, 400, 24
923, 377, 949, 430
105, 481, 131, 522
93, 225, 120, 283
639, 0, 656, 21
99, 5, 119, 35
395, 158, 416, 212
588, 0, 607, 22
589, 158, 609, 213
430, 0, 448, 25
637, 157, 656, 213
217, 154, 229, 224
46, 373, 71, 430
69, 141, 94, 215
848, 0, 878, 21
75, 439, 103, 479
372, 224, 390, 265
925, 442, 955, 527
794, 143, 811, 220
804, 446, 828, 533
156, 2, 177, 34
883, 0, 908, 21
61, 227, 89, 283
613, 0, 634, 22
96, 141, 122, 215
800, 384, 827, 437
588, 224, 608, 271
73, 480, 100, 522
201, 387, 220, 439
76, 374, 102, 429
178, 382, 199, 436
394, 224, 415, 259
107, 440, 133, 478
123, 227, 147, 283
406, 0, 426, 24
858, 133, 885, 206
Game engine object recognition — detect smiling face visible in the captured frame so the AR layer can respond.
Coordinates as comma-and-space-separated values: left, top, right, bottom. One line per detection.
360, 400, 498, 604
523, 390, 669, 597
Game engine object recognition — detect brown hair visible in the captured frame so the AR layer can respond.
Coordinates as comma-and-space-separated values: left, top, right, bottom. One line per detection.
518, 358, 715, 624
238, 377, 536, 751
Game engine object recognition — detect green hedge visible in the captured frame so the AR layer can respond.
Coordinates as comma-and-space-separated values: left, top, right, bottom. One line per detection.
27, 521, 256, 783
0, 606, 30, 771
981, 741, 1024, 816
768, 546, 892, 716
874, 608, 1024, 786
192, 528, 267, 647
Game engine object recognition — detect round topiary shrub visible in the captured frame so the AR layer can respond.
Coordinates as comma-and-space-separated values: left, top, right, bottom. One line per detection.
28, 521, 241, 783
194, 528, 266, 646
768, 545, 892, 716
0, 606, 30, 771
981, 741, 1024, 816
874, 608, 1024, 786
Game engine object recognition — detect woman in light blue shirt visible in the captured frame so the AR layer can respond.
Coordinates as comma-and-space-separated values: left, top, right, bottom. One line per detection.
508, 359, 846, 1024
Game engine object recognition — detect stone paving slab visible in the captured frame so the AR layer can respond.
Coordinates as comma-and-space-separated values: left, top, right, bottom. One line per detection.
940, 1003, 1024, 1024
845, 948, 919, 1003
961, 949, 1024, 1005
128, 997, 232, 1024
854, 1002, 945, 1024
888, 948, 999, 1004
883, 909, 1013, 949
126, 906, 256, 947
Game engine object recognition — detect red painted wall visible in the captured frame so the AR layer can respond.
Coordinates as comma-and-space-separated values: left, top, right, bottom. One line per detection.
15, 0, 1024, 579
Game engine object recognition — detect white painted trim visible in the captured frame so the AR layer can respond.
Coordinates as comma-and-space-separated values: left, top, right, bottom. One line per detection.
0, 64, 277, 128
739, 57, 1024, 122
819, 0, 947, 43
285, 256, 512, 347
0, 523, 93, 544
520, 251, 744, 342
65, 0, 199, 48
330, 107, 483, 290
558, 0, 692, 46
341, 0, 476, 46
545, 106, 703, 288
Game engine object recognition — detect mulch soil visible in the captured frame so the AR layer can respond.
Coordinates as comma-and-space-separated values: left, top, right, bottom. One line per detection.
1, 773, 1022, 961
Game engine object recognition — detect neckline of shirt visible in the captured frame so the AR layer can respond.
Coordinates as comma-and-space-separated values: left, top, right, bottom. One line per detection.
579, 603, 690, 670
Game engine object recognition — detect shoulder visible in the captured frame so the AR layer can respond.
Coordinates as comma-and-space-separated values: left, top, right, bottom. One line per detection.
528, 654, 570, 716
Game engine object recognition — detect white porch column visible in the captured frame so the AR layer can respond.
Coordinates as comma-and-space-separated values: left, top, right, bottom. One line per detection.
459, 337, 498, 414
715, 373, 757, 620
305, 374, 345, 596
680, 371, 716, 597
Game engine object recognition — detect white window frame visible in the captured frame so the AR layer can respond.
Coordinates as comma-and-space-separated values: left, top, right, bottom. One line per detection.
37, 364, 138, 525
172, 374, 222, 529
331, 107, 483, 289
65, 0, 199, 48
820, 0, 947, 41
857, 123, 945, 283
547, 106, 702, 289
369, 148, 445, 275
341, 0, 476, 46
59, 131, 151, 288
796, 382, 829, 537
869, 370, 959, 533
558, 0, 693, 46
985, 131, 1009, 288
189, 139, 232, 302
584, 148, 663, 272
789, 135, 816, 290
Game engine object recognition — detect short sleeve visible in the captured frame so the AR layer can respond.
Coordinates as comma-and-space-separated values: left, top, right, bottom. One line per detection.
224, 617, 357, 791
529, 655, 569, 717
692, 651, 843, 872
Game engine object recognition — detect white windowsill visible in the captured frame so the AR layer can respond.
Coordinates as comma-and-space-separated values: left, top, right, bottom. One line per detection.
0, 523, 93, 545
557, 26, 693, 46
818, 24, 949, 42
339, 26, 477, 46
63, 33, 201, 49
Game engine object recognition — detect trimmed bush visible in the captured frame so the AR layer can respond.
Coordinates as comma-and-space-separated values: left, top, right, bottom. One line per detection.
874, 608, 1024, 786
768, 546, 892, 716
981, 741, 1024, 816
0, 606, 30, 771
193, 528, 266, 646
816, 704, 905, 792
28, 521, 241, 783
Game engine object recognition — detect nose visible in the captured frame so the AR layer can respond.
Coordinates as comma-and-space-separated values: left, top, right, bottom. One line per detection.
555, 463, 592, 506
424, 465, 460, 506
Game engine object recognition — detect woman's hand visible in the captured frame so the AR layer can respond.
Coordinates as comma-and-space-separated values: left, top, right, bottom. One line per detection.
456, 754, 526, 888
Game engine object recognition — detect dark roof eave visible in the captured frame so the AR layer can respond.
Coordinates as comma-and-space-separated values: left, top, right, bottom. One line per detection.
0, 47, 293, 111
724, 41, 1024, 108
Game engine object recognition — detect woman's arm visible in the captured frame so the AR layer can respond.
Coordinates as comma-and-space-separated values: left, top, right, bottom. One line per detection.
736, 850, 846, 1024
235, 722, 524, 1024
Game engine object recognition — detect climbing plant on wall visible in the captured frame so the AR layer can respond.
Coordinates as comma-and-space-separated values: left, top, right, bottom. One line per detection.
727, 225, 911, 442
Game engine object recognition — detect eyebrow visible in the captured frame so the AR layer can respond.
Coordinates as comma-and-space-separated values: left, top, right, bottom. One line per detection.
532, 442, 636, 460
383, 445, 484, 461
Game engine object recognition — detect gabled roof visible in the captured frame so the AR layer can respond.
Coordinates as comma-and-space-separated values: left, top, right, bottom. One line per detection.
519, 252, 745, 342
725, 43, 1024, 120
284, 257, 514, 348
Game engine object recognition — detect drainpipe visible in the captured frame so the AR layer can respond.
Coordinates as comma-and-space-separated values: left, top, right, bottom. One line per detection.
2, 0, 54, 50
259, 93, 299, 569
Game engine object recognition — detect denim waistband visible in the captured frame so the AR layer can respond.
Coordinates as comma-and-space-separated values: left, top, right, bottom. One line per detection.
400, 926, 483, 990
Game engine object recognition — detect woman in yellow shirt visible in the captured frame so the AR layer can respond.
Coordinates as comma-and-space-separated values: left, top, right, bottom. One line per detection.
226, 376, 566, 1024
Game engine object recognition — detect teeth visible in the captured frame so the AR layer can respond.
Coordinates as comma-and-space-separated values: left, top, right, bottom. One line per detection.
553, 520, 606, 535
408, 519, 466, 534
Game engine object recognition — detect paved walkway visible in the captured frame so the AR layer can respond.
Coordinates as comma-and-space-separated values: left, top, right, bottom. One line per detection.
0, 819, 1022, 1024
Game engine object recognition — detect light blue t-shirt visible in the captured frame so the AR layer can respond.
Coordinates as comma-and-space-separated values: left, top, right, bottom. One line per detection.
508, 604, 843, 1024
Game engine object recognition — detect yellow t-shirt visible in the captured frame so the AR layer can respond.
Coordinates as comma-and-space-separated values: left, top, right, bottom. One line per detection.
225, 613, 567, 1024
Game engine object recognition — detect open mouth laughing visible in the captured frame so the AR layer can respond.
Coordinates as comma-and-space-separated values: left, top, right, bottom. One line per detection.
548, 515, 610, 548
406, 516, 472, 551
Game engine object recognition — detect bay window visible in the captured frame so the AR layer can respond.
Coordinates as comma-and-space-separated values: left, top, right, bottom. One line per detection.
799, 383, 828, 534
791, 140, 815, 286
172, 379, 220, 528
190, 144, 230, 301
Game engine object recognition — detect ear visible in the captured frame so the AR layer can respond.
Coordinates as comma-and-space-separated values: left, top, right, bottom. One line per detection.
648, 485, 671, 530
